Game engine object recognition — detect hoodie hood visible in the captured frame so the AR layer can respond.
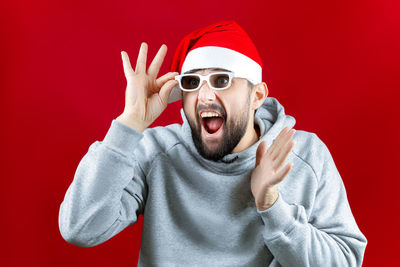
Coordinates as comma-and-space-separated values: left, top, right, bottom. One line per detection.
180, 97, 296, 175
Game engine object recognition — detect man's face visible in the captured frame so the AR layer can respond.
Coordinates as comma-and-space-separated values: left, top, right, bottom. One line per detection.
182, 68, 253, 162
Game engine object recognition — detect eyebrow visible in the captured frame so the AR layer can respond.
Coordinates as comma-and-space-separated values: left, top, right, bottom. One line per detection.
184, 67, 230, 74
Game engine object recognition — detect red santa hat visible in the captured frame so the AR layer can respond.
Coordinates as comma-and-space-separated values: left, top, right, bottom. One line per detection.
168, 20, 263, 103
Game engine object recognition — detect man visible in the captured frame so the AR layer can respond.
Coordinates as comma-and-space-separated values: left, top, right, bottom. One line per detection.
59, 20, 367, 266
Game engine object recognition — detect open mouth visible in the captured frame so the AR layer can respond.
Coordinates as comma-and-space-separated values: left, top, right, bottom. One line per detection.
200, 111, 224, 135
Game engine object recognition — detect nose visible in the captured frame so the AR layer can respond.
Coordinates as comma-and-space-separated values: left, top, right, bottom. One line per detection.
197, 80, 216, 102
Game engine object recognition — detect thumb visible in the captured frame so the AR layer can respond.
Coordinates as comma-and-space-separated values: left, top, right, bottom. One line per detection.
255, 141, 268, 166
159, 79, 178, 106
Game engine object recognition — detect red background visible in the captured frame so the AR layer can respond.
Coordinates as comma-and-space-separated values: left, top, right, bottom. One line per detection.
1, 0, 399, 266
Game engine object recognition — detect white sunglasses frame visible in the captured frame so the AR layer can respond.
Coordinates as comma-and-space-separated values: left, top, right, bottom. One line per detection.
174, 71, 235, 92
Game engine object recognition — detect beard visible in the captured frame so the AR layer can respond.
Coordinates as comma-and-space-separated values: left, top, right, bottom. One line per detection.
186, 98, 251, 162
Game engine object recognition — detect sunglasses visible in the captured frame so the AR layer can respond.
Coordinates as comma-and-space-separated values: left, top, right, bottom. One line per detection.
174, 71, 235, 92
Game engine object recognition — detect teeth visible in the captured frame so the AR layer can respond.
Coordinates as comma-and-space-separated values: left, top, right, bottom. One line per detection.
201, 112, 220, 118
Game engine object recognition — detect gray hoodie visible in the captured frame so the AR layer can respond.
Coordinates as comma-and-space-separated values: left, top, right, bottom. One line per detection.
58, 97, 367, 266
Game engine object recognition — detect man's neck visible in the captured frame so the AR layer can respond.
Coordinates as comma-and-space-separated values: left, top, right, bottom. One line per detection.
232, 123, 260, 154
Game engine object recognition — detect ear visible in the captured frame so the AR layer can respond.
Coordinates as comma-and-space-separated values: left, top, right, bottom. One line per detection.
251, 82, 269, 110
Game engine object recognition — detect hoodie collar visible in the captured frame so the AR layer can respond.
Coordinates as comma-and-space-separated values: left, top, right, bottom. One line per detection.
180, 97, 296, 175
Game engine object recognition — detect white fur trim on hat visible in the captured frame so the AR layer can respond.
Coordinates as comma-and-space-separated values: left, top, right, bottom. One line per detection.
182, 46, 262, 83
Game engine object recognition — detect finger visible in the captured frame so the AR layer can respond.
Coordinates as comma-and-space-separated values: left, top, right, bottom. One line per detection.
255, 141, 268, 166
135, 42, 148, 73
148, 44, 168, 78
273, 139, 295, 171
272, 129, 295, 161
272, 162, 293, 185
158, 79, 179, 107
121, 51, 135, 79
147, 72, 178, 96
270, 128, 296, 160
156, 72, 179, 88
267, 126, 291, 156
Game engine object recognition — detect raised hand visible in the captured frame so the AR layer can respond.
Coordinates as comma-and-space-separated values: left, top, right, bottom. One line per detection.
116, 42, 179, 132
250, 126, 296, 211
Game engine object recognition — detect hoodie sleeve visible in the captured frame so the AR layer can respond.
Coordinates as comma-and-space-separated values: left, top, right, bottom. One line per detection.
58, 119, 148, 247
256, 133, 367, 267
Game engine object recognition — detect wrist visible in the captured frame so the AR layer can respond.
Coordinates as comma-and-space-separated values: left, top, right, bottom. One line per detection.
256, 187, 279, 211
116, 113, 147, 133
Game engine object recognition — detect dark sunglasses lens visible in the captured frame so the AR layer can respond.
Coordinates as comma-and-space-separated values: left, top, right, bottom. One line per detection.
181, 75, 200, 90
210, 73, 230, 88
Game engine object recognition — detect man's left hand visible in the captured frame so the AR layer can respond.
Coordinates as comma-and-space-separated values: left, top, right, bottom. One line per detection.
251, 127, 296, 211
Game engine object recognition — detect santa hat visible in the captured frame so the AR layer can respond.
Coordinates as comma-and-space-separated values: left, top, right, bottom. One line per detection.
168, 20, 263, 103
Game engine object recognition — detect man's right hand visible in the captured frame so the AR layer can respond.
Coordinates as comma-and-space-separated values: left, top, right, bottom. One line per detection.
116, 42, 179, 132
